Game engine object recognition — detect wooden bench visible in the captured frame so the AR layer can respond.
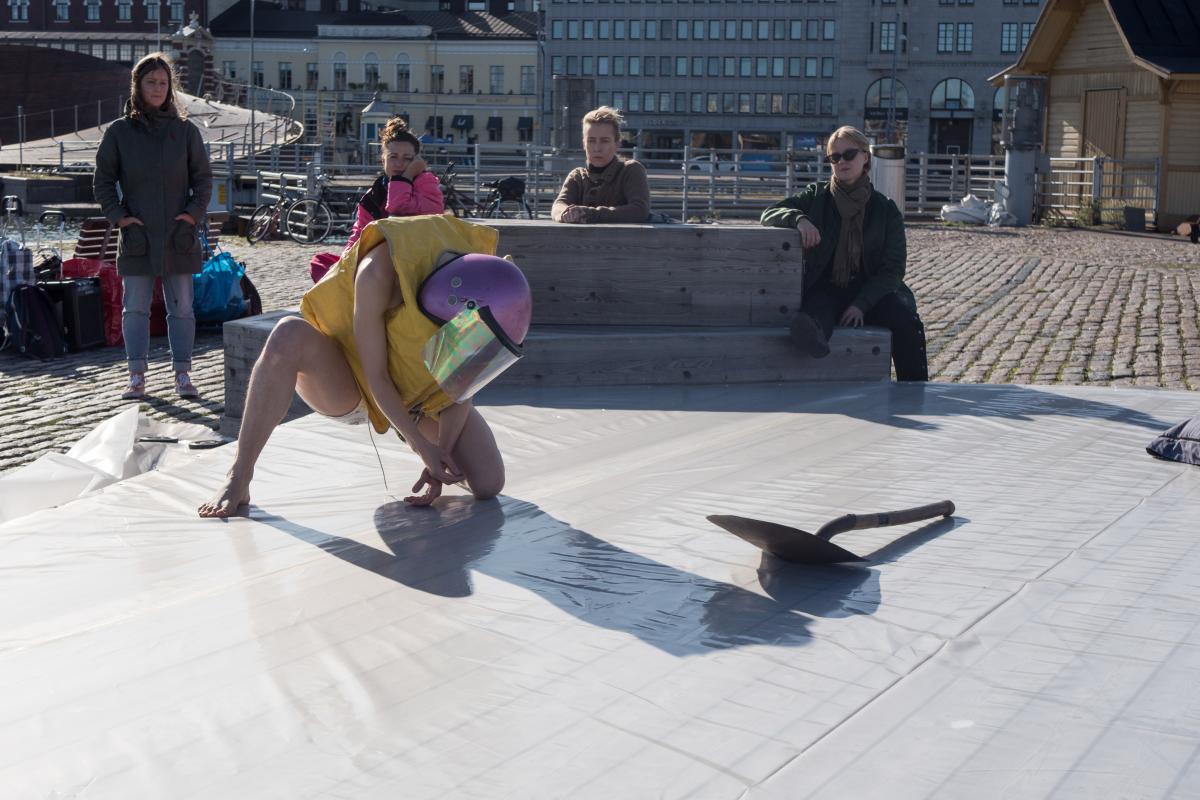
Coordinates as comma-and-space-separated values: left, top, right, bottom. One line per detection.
70, 212, 229, 261
220, 220, 893, 435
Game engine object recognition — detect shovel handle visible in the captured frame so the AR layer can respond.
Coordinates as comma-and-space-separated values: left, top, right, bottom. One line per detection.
816, 500, 955, 540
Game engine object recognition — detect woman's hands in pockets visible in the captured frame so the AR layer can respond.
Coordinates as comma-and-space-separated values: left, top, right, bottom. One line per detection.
117, 216, 144, 228
175, 212, 196, 226
796, 218, 821, 249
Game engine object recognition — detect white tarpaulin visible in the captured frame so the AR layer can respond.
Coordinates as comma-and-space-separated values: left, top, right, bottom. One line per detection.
1, 382, 1197, 798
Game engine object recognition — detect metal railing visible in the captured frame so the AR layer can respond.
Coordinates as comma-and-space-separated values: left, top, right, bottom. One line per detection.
1037, 157, 1160, 226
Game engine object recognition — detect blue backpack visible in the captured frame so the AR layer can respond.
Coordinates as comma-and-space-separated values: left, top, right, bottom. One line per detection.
193, 248, 248, 323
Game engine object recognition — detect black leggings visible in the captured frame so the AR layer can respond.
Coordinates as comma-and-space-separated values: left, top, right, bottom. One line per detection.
802, 284, 929, 381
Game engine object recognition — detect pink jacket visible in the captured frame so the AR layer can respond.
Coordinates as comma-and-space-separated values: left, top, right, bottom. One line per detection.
344, 171, 444, 252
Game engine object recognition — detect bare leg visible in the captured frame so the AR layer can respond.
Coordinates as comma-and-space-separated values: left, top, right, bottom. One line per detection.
198, 316, 362, 517
417, 407, 505, 501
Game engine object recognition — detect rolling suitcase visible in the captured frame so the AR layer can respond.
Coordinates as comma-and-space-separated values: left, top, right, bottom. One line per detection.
41, 278, 106, 352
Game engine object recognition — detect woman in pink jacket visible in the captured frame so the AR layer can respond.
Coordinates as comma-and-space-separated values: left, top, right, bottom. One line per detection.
310, 117, 444, 281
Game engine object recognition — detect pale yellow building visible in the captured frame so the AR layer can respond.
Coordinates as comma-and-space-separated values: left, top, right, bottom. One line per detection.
993, 0, 1200, 229
209, 5, 539, 153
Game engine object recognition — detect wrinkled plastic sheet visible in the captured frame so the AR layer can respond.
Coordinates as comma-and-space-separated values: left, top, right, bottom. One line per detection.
2, 382, 1198, 799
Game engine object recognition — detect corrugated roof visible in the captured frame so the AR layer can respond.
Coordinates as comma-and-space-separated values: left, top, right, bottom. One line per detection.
209, 2, 536, 40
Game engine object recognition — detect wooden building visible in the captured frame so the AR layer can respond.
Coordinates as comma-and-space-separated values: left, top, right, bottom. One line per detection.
993, 0, 1200, 229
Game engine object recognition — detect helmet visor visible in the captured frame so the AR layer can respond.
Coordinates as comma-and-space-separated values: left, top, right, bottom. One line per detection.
421, 305, 523, 402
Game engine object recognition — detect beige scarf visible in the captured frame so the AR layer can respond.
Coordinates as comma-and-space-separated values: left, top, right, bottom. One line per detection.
830, 173, 872, 287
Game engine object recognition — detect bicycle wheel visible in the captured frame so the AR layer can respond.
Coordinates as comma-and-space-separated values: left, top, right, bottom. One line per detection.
285, 199, 334, 244
246, 204, 276, 244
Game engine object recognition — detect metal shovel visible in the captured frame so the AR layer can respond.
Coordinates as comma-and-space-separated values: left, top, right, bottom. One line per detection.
708, 500, 956, 565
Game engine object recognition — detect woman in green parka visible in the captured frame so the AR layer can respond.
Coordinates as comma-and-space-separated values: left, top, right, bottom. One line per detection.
94, 52, 212, 400
761, 125, 928, 381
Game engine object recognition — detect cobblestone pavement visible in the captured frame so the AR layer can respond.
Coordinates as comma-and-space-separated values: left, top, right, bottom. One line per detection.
2, 223, 1198, 474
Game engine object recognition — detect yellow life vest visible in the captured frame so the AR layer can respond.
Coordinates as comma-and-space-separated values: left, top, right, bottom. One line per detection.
299, 214, 499, 433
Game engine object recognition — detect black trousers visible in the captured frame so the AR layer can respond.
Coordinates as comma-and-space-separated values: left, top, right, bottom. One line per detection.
801, 284, 929, 381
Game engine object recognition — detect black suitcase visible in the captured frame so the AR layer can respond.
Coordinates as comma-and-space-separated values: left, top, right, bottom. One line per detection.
41, 278, 106, 351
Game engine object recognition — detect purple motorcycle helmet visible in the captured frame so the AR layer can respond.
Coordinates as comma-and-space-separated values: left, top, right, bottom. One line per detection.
418, 252, 532, 344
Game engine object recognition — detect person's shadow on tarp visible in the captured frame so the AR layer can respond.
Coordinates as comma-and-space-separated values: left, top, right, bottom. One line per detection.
254, 497, 956, 657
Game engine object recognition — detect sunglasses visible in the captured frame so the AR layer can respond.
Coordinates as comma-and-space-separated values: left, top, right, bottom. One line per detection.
826, 148, 863, 164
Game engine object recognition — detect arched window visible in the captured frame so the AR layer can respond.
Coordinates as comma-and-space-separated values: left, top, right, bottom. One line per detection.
863, 77, 909, 146
363, 51, 380, 90
930, 78, 975, 115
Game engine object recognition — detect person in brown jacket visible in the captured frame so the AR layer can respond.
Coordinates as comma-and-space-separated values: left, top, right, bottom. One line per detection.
552, 106, 650, 224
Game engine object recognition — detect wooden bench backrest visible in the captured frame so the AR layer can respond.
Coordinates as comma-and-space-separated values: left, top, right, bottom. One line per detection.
488, 220, 804, 327
73, 216, 225, 262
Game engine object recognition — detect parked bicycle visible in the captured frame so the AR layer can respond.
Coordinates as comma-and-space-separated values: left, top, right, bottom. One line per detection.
285, 174, 336, 245
245, 174, 336, 245
438, 163, 535, 220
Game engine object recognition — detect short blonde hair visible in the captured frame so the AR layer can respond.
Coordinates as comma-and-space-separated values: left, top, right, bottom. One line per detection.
826, 125, 872, 171
582, 106, 623, 138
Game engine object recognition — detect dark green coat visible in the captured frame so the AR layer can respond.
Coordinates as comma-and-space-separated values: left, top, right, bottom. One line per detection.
760, 181, 916, 313
94, 112, 212, 277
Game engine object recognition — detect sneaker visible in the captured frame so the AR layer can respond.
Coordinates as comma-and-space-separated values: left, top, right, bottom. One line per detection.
175, 371, 200, 399
789, 313, 831, 359
121, 372, 146, 401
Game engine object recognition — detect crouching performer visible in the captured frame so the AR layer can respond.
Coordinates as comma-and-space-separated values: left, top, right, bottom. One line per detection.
199, 214, 532, 516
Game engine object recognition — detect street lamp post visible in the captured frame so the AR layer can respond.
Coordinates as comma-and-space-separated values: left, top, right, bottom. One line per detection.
249, 0, 256, 167
885, 8, 900, 144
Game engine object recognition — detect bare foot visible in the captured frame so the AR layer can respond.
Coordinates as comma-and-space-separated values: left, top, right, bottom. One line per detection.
199, 474, 252, 518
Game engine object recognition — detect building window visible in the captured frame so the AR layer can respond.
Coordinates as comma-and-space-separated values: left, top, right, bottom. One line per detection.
772, 57, 784, 78
168, 0, 182, 21
364, 59, 379, 90
7, 0, 28, 19
740, 57, 751, 77
551, 55, 563, 74
599, 19, 610, 38
1000, 23, 1018, 53
551, 19, 563, 38
613, 91, 625, 110
1021, 22, 1034, 48
645, 19, 658, 39
723, 92, 736, 113
691, 93, 703, 113
741, 20, 753, 39
756, 57, 767, 78
567, 19, 579, 38
307, 62, 319, 90
583, 20, 594, 39
806, 19, 818, 39
85, 0, 99, 21
630, 19, 641, 39
118, 42, 132, 60
820, 93, 834, 115
788, 93, 800, 114
675, 55, 687, 76
251, 61, 264, 88
430, 64, 444, 92
771, 93, 784, 114
757, 20, 769, 39
490, 64, 504, 92
739, 93, 751, 113
116, 0, 131, 20
804, 93, 816, 115
708, 56, 719, 77
675, 91, 686, 111
487, 116, 502, 142
880, 21, 896, 52
724, 57, 735, 76
614, 19, 625, 39
334, 60, 347, 90
144, 0, 157, 20
957, 22, 973, 52
520, 65, 534, 94
222, 60, 236, 79
937, 22, 954, 53
676, 19, 688, 39
805, 57, 817, 78
790, 19, 802, 39
396, 63, 410, 92
708, 19, 720, 39
628, 55, 640, 75
54, 0, 68, 20
822, 57, 834, 77
628, 93, 640, 112
724, 19, 736, 39
692, 19, 704, 39
581, 55, 593, 74
789, 57, 801, 77
598, 56, 609, 76
459, 65, 473, 93
823, 20, 835, 39
692, 56, 703, 77
707, 93, 719, 113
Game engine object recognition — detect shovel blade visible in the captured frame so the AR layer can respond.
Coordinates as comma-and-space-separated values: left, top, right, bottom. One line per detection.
708, 514, 866, 565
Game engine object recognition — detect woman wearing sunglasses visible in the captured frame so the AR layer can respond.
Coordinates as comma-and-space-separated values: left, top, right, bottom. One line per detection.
760, 126, 928, 381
